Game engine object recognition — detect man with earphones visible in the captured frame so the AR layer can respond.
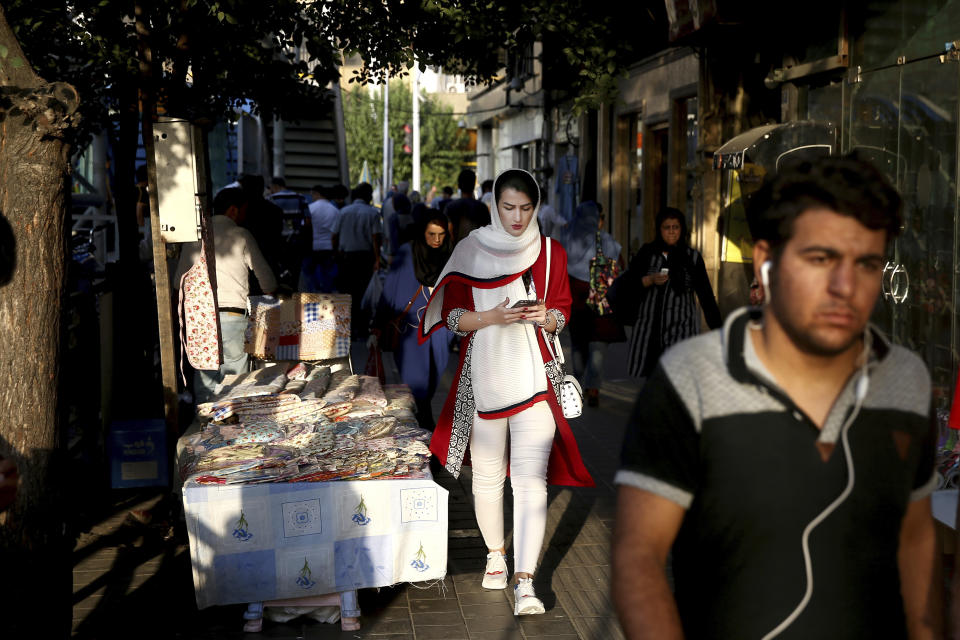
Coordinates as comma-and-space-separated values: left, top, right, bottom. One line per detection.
612, 155, 938, 639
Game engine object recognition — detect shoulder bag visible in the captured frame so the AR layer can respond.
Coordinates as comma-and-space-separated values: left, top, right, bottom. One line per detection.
540, 238, 583, 419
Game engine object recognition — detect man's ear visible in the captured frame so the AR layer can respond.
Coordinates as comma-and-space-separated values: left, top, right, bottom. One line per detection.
753, 240, 771, 283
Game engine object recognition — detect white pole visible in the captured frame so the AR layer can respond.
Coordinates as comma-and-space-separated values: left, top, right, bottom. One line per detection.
412, 64, 421, 193
382, 82, 390, 203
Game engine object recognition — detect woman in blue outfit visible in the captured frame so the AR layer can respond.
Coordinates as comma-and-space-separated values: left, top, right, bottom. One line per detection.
375, 209, 454, 428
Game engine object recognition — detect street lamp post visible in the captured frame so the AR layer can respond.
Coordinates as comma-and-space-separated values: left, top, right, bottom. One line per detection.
412, 64, 421, 193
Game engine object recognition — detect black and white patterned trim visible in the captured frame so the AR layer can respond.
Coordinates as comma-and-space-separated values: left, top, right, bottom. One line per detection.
445, 335, 476, 477
547, 308, 566, 334
447, 308, 469, 337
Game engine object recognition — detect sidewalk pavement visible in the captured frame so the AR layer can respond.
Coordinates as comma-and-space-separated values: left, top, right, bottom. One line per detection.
72, 339, 640, 639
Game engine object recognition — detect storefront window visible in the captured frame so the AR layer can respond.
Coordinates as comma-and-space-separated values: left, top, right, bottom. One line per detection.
846, 53, 960, 404
683, 97, 699, 226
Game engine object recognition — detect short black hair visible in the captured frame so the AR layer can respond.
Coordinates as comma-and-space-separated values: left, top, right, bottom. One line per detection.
135, 164, 148, 183
240, 174, 265, 196
481, 179, 494, 193
312, 184, 329, 197
746, 153, 902, 253
330, 184, 349, 200
457, 169, 476, 193
213, 187, 247, 216
271, 176, 286, 188
354, 182, 373, 203
494, 170, 539, 210
442, 186, 454, 196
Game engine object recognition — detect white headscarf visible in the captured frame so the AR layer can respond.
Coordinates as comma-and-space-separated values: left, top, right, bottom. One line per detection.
419, 169, 548, 416
419, 169, 542, 337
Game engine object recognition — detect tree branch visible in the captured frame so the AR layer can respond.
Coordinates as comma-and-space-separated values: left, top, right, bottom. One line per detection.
0, 4, 40, 89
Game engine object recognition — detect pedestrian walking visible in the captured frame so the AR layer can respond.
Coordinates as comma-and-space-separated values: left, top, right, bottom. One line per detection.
445, 169, 490, 245
418, 169, 593, 616
623, 206, 721, 378
302, 184, 340, 292
559, 201, 625, 407
373, 210, 454, 429
239, 175, 284, 289
612, 155, 937, 638
333, 182, 382, 338
267, 176, 311, 288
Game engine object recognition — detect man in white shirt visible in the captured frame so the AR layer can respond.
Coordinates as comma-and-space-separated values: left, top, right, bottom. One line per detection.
175, 188, 277, 403
302, 184, 340, 292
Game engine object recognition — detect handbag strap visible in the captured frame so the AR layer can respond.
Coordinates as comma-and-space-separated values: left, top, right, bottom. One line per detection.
540, 238, 564, 366
544, 236, 550, 302
392, 285, 424, 326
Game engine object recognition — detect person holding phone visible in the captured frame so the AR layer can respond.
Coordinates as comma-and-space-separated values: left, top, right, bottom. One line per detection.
625, 207, 721, 378
418, 169, 593, 616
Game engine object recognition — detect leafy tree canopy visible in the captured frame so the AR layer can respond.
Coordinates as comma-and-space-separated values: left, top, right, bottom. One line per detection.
5, 0, 666, 150
342, 81, 471, 192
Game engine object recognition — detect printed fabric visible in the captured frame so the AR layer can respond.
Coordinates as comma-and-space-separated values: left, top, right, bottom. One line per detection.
245, 293, 351, 361
179, 228, 223, 376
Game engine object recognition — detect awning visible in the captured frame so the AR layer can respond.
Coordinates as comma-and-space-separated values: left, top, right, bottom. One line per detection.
713, 121, 837, 171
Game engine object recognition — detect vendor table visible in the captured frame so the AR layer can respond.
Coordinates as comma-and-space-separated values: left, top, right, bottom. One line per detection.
182, 475, 448, 630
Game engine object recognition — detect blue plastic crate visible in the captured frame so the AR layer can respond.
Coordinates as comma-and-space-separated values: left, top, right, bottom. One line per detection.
109, 419, 170, 488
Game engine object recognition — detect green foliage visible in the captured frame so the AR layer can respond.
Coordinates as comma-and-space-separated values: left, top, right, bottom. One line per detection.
314, 0, 666, 113
4, 0, 342, 148
342, 81, 471, 192
3, 0, 666, 151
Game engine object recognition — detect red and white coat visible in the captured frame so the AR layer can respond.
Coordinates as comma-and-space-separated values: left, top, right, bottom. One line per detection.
418, 236, 594, 487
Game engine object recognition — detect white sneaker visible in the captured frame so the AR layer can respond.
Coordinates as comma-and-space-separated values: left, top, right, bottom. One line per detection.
513, 577, 545, 615
482, 551, 508, 589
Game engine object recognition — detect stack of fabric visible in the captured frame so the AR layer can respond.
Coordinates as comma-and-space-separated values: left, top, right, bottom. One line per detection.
180, 363, 430, 486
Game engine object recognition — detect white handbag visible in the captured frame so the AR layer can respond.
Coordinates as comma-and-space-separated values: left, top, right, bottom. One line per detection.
541, 238, 583, 419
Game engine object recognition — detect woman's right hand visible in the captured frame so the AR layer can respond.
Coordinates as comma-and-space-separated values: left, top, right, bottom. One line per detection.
485, 297, 527, 325
643, 273, 669, 287
455, 297, 527, 332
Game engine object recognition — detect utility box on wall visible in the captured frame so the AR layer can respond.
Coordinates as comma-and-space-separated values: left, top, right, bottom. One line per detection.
154, 117, 202, 243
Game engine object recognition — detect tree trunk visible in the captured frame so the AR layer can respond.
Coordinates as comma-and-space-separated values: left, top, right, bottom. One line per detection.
0, 6, 78, 637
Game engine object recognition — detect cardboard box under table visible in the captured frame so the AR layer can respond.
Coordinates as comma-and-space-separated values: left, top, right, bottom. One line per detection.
182, 476, 448, 628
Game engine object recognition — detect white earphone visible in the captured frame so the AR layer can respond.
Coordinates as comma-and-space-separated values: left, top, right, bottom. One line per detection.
760, 260, 773, 303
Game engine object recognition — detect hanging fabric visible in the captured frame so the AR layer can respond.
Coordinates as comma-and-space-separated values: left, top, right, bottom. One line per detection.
179, 213, 223, 383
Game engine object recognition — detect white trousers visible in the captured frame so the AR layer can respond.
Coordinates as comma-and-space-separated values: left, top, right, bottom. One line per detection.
470, 401, 555, 575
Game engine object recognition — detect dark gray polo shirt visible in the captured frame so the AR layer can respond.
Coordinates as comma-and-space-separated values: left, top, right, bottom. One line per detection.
617, 307, 936, 639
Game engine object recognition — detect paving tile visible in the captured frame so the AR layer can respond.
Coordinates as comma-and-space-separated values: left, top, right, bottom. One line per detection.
464, 614, 521, 633
412, 623, 469, 639
516, 618, 579, 636
572, 616, 626, 640
458, 590, 511, 606
467, 630, 525, 640
556, 588, 614, 618
412, 611, 466, 626
460, 602, 515, 619
410, 598, 461, 613
361, 618, 413, 634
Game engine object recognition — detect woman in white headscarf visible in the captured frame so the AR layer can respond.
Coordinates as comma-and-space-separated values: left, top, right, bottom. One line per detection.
419, 169, 593, 616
